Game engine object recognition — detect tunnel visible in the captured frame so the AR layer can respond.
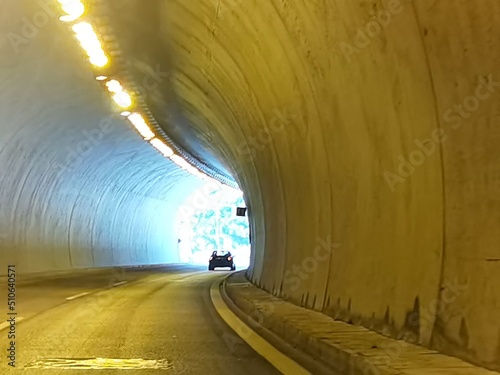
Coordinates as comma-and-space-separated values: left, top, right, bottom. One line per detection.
1, 0, 499, 373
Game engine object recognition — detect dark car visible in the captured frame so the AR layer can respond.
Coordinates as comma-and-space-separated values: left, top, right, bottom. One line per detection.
208, 250, 235, 271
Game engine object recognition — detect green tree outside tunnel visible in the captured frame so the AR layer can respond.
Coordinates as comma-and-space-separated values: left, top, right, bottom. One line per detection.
177, 185, 250, 265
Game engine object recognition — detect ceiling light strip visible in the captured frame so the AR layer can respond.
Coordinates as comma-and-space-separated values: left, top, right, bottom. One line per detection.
56, 0, 231, 184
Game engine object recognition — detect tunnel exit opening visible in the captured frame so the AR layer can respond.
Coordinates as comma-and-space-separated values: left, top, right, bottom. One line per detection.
175, 181, 250, 268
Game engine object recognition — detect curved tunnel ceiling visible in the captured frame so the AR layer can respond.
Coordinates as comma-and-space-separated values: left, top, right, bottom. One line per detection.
95, 0, 236, 183
2, 0, 500, 372
0, 0, 204, 273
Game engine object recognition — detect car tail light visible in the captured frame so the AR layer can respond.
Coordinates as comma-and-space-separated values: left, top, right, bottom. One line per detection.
209, 257, 213, 261
228, 256, 232, 261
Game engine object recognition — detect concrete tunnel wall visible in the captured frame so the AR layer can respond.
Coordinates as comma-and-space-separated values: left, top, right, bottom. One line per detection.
1, 0, 499, 371
103, 0, 499, 369
0, 0, 203, 276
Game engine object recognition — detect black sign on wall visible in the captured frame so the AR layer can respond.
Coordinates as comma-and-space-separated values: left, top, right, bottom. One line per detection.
236, 207, 247, 217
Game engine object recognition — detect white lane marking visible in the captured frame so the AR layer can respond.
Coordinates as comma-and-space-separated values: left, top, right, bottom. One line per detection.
210, 280, 310, 375
66, 292, 90, 301
0, 317, 24, 331
24, 358, 173, 370
113, 281, 128, 287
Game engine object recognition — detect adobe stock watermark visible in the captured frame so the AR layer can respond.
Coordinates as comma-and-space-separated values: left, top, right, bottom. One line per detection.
222, 236, 339, 355
384, 74, 500, 192
221, 236, 339, 352
132, 64, 170, 101
222, 291, 277, 354
58, 268, 128, 337
411, 278, 468, 338
84, 267, 128, 315
283, 236, 340, 292
52, 114, 119, 173
8, 0, 59, 54
339, 0, 407, 63
236, 108, 296, 162
359, 278, 468, 375
177, 179, 226, 226
50, 63, 170, 174
383, 128, 447, 192
442, 74, 500, 130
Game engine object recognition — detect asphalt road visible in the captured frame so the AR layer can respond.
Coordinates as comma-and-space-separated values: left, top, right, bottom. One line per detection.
0, 265, 280, 374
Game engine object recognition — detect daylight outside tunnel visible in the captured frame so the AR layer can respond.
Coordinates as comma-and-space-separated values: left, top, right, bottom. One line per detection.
0, 0, 499, 374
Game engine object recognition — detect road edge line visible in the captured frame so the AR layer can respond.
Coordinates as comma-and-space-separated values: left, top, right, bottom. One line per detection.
210, 277, 310, 375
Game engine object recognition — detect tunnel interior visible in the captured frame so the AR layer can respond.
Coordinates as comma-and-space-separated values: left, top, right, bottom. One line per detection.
1, 0, 499, 371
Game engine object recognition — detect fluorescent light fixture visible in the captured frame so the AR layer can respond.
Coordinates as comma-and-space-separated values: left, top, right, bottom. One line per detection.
170, 154, 191, 170
60, 14, 81, 23
58, 0, 84, 22
72, 22, 108, 67
61, 10, 208, 182
128, 113, 144, 124
186, 166, 203, 177
106, 80, 123, 94
89, 54, 108, 67
112, 91, 132, 109
150, 138, 174, 157
72, 22, 95, 39
128, 113, 155, 140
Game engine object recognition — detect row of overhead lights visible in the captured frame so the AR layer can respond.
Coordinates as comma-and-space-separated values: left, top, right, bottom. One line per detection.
57, 0, 209, 180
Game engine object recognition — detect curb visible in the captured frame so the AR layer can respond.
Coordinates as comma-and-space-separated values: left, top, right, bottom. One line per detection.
218, 272, 342, 375
220, 272, 499, 375
211, 276, 311, 374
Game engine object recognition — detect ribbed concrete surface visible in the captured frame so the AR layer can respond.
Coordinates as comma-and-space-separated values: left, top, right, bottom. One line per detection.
101, 0, 500, 370
0, 0, 202, 274
1, 0, 499, 371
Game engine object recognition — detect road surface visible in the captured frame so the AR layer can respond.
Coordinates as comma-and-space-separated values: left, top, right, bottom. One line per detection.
0, 265, 279, 374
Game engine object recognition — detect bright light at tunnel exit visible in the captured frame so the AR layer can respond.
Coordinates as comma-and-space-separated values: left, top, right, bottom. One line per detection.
176, 183, 250, 268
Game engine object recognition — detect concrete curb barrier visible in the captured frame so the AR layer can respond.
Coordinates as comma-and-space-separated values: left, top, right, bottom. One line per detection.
221, 272, 499, 375
219, 272, 341, 375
